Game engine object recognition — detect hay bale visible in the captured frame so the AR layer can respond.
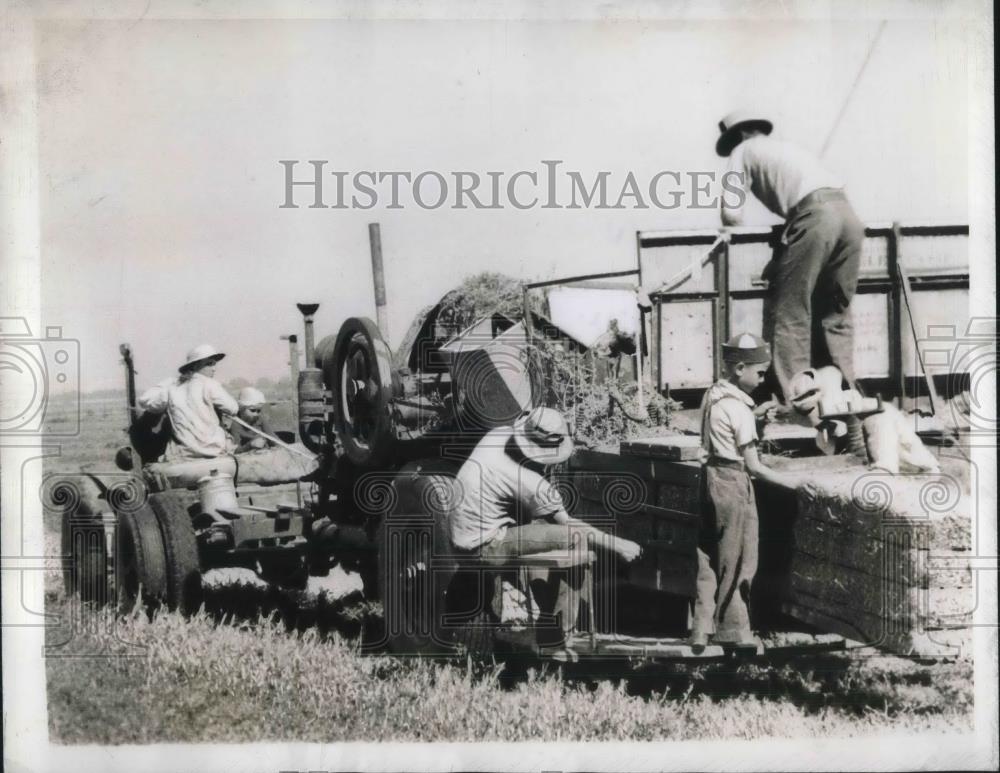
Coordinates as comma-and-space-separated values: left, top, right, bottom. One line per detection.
762, 455, 974, 656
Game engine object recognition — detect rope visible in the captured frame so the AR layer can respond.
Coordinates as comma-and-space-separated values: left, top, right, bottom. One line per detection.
819, 20, 887, 158
229, 415, 318, 461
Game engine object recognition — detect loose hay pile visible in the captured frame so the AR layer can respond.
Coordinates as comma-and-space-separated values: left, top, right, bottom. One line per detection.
438, 272, 685, 447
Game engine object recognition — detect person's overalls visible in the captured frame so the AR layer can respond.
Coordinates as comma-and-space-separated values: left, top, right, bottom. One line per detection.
691, 393, 760, 643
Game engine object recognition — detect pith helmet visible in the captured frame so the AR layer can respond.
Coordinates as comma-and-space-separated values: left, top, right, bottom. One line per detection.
721, 332, 771, 365
716, 109, 773, 157
179, 343, 225, 373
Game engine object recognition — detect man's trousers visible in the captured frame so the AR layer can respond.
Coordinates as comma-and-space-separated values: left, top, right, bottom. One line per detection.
762, 188, 864, 402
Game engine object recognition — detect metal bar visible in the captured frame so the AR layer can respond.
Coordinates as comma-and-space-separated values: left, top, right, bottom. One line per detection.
525, 268, 639, 290
896, 225, 943, 416
714, 239, 731, 344
281, 334, 300, 415
655, 298, 663, 393
648, 291, 720, 302
556, 280, 639, 291
368, 222, 390, 344
711, 297, 721, 382
887, 224, 905, 403
119, 343, 137, 420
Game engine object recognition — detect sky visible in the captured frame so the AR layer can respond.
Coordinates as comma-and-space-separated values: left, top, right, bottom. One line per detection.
33, 10, 975, 392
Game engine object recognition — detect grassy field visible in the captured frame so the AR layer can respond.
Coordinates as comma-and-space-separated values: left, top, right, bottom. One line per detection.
41, 394, 975, 744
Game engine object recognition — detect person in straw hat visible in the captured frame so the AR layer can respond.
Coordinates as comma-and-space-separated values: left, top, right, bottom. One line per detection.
716, 109, 865, 407
448, 407, 641, 656
138, 343, 239, 460
692, 333, 813, 652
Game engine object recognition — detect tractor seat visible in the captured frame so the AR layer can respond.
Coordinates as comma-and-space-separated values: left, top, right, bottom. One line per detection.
143, 455, 237, 491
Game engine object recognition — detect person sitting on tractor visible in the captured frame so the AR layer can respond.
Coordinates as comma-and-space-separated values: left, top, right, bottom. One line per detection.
448, 407, 642, 657
228, 387, 279, 453
137, 343, 239, 461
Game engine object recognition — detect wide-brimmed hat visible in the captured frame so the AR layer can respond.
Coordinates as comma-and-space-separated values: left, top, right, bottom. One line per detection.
721, 332, 771, 365
237, 386, 266, 408
512, 407, 574, 466
179, 343, 225, 373
716, 110, 773, 157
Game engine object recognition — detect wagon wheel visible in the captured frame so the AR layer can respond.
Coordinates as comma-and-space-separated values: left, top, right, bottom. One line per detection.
329, 317, 398, 467
116, 506, 168, 613
147, 491, 203, 615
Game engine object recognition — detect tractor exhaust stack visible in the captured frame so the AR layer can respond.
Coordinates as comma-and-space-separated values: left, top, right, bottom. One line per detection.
296, 302, 320, 367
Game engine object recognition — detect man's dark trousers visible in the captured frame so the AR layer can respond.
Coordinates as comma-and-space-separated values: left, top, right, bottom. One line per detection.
762, 188, 864, 402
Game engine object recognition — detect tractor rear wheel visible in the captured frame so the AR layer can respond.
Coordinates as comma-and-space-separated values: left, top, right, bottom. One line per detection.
148, 491, 203, 614
116, 506, 168, 613
375, 464, 462, 655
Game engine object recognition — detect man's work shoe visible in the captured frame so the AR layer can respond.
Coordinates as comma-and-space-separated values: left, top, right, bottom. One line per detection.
688, 631, 710, 653
715, 634, 762, 655
203, 525, 232, 548
546, 647, 580, 664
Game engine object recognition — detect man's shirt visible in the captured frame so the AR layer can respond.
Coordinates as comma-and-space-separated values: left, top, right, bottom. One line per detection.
138, 373, 239, 460
449, 427, 565, 550
722, 135, 842, 225
700, 380, 758, 462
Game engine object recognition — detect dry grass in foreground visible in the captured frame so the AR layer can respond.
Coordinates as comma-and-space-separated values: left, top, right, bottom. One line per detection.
45, 587, 972, 745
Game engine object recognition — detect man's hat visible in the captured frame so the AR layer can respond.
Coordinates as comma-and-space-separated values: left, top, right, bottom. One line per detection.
512, 407, 574, 466
716, 109, 773, 157
237, 386, 266, 408
721, 332, 771, 365
179, 343, 225, 373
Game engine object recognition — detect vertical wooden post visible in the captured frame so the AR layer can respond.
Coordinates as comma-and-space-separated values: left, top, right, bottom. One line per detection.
281, 334, 300, 414
711, 238, 731, 383
887, 223, 905, 405
522, 288, 534, 343
714, 238, 731, 345
369, 222, 390, 345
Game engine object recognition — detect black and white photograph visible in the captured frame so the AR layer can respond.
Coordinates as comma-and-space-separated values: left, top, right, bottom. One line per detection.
1, 1, 996, 771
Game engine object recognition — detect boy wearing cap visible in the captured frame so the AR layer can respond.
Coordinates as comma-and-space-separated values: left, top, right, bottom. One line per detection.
229, 387, 279, 453
716, 110, 865, 405
449, 407, 642, 653
138, 344, 239, 460
691, 333, 805, 650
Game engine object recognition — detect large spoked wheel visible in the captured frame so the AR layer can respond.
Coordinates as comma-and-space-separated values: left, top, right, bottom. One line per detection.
329, 317, 398, 467
116, 506, 168, 614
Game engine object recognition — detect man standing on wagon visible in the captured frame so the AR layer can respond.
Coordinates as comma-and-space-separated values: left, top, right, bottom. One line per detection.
716, 110, 866, 405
